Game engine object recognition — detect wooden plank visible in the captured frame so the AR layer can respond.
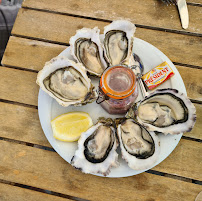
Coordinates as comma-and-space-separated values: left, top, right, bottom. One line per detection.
0, 98, 201, 180
2, 36, 67, 72
0, 102, 50, 147
0, 67, 38, 106
22, 0, 202, 34
177, 66, 202, 101
154, 139, 202, 181
0, 100, 200, 157
2, 48, 202, 102
11, 9, 202, 67
188, 0, 202, 4
0, 140, 201, 201
0, 66, 201, 139
0, 183, 70, 201
185, 103, 202, 140
2, 37, 202, 102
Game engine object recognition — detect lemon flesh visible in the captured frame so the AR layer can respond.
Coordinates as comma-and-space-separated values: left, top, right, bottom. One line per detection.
51, 112, 93, 142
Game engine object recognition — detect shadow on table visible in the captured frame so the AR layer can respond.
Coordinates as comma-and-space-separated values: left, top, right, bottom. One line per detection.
0, 0, 22, 64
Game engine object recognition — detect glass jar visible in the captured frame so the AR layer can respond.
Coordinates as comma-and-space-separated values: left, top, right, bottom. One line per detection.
97, 65, 138, 114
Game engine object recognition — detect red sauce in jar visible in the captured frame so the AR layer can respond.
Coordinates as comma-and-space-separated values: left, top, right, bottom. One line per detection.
98, 65, 138, 114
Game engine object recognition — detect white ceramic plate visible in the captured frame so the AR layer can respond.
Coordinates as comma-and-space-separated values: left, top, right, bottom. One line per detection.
38, 38, 186, 177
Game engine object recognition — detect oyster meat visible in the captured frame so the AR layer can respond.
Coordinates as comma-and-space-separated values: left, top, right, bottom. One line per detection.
129, 88, 196, 135
71, 119, 119, 176
117, 119, 160, 170
36, 57, 96, 107
103, 20, 136, 66
70, 27, 107, 76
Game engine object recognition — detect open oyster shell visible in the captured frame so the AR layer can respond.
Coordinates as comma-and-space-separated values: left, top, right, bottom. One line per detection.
117, 118, 160, 170
127, 88, 196, 135
70, 27, 108, 77
103, 20, 136, 66
36, 56, 96, 107
71, 118, 119, 176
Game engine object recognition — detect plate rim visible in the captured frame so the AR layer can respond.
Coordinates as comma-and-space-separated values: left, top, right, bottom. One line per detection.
38, 37, 185, 178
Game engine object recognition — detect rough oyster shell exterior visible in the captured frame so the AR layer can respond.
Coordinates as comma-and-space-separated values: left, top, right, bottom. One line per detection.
36, 56, 96, 107
132, 88, 196, 135
117, 119, 160, 170
71, 120, 119, 176
70, 27, 108, 76
103, 20, 136, 66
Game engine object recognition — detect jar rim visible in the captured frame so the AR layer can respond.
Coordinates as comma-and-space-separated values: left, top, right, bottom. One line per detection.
100, 65, 136, 99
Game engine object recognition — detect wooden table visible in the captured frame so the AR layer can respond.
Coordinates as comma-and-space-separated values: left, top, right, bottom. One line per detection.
0, 0, 202, 200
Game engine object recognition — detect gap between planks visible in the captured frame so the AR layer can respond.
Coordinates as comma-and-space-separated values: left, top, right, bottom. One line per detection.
0, 176, 201, 201
1, 64, 39, 73
0, 6, 201, 198
7, 35, 202, 70
0, 136, 54, 152
9, 7, 202, 66
0, 64, 201, 138
0, 135, 201, 185
146, 169, 202, 185
21, 0, 202, 35
0, 96, 201, 140
2, 58, 202, 73
0, 135, 201, 150
1, 65, 202, 106
187, 2, 202, 6
0, 98, 37, 109
172, 62, 202, 70
11, 34, 69, 46
0, 178, 90, 201
1, 137, 200, 200
20, 6, 202, 38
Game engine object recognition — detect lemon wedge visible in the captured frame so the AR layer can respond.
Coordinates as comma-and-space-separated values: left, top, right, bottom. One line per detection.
51, 112, 93, 142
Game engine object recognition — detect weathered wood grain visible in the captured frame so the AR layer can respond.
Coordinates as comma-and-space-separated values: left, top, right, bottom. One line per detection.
0, 99, 200, 148
0, 66, 201, 139
0, 99, 201, 180
185, 103, 202, 140
22, 0, 202, 34
2, 37, 67, 71
2, 36, 202, 101
154, 139, 202, 180
2, 38, 202, 102
0, 140, 201, 201
0, 67, 38, 106
11, 9, 202, 66
0, 183, 70, 201
188, 0, 202, 4
2, 36, 65, 71
0, 102, 50, 147
0, 1, 201, 200
177, 66, 202, 101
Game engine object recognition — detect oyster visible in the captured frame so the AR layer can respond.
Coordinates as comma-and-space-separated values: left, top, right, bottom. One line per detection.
128, 88, 196, 135
117, 119, 160, 170
71, 118, 119, 176
103, 20, 136, 66
36, 57, 96, 107
70, 27, 107, 76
